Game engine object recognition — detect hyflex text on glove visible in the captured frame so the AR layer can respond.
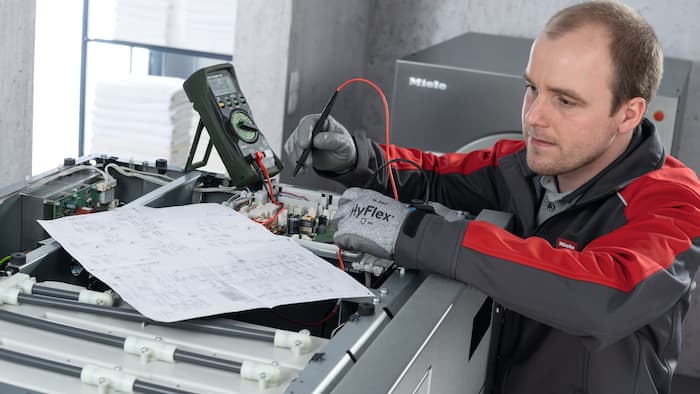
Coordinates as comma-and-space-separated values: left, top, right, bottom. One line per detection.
333, 188, 410, 260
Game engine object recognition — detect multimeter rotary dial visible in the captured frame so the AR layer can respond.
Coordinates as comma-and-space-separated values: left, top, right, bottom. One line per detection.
230, 111, 259, 143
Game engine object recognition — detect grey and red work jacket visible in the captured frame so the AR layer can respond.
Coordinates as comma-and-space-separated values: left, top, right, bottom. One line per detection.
328, 118, 700, 394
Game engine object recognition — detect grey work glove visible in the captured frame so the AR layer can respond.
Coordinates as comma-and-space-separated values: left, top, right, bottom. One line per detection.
283, 114, 357, 174
333, 188, 411, 260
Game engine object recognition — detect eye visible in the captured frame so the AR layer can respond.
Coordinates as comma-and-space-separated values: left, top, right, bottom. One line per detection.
525, 84, 537, 94
557, 96, 575, 107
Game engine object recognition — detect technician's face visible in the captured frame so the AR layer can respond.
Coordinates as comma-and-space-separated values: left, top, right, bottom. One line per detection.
522, 24, 623, 189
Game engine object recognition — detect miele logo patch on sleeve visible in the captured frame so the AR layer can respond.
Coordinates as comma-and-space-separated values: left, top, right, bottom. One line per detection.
556, 237, 578, 250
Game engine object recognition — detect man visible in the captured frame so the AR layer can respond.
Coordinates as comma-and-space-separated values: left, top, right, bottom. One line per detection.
284, 2, 700, 393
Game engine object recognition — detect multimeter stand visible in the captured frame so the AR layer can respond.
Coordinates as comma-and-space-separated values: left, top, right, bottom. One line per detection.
185, 119, 215, 172
183, 63, 283, 187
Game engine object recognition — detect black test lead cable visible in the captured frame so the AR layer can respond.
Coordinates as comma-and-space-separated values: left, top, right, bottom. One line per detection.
291, 77, 399, 202
292, 90, 339, 178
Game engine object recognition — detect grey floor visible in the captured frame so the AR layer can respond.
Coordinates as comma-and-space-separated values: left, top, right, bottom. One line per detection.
673, 374, 700, 394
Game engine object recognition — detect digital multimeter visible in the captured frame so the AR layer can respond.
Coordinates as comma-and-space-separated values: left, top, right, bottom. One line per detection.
183, 63, 282, 186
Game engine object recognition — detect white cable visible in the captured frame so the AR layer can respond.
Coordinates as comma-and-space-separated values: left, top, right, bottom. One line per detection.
104, 163, 244, 194
105, 163, 174, 181
104, 163, 171, 186
193, 185, 243, 193
30, 165, 113, 188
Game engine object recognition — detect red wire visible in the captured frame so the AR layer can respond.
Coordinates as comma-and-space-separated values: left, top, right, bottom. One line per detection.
335, 78, 399, 201
272, 301, 340, 327
254, 152, 280, 205
254, 152, 283, 228
332, 78, 398, 283
336, 248, 346, 271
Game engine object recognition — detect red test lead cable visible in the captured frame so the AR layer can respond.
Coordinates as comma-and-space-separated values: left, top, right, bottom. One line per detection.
335, 78, 399, 201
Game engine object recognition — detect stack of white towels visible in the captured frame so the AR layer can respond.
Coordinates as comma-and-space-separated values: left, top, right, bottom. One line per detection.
171, 0, 237, 54
89, 75, 196, 167
109, 0, 236, 54
112, 0, 171, 47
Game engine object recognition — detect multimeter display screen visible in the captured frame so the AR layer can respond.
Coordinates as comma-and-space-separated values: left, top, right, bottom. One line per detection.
208, 73, 237, 96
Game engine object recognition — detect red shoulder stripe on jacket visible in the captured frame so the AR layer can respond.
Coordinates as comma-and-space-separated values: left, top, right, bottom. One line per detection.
461, 165, 700, 292
461, 220, 692, 292
382, 139, 524, 175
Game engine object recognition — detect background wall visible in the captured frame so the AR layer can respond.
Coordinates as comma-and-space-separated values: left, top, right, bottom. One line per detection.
0, 0, 35, 189
233, 0, 293, 158
278, 0, 373, 191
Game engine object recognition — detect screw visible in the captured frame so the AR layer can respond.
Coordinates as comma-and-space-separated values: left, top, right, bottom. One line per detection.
70, 265, 84, 276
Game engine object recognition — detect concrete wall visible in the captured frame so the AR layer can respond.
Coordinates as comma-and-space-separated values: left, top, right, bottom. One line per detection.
233, 0, 293, 157
0, 0, 35, 189
278, 0, 372, 192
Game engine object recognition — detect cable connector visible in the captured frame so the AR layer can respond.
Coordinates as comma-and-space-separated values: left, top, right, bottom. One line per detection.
1, 273, 35, 293
80, 364, 136, 394
0, 273, 35, 305
96, 176, 117, 192
78, 289, 116, 306
0, 286, 20, 306
274, 329, 312, 355
123, 336, 177, 364
240, 360, 282, 390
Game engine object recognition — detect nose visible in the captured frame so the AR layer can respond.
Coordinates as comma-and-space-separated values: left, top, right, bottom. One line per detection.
522, 93, 549, 128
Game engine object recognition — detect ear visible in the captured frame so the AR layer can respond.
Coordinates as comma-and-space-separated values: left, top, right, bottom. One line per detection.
616, 97, 646, 134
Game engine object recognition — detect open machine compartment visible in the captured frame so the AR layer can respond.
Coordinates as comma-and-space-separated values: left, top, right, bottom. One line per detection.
0, 157, 497, 394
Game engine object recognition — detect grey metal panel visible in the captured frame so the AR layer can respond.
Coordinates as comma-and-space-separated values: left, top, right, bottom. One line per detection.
403, 32, 532, 77
392, 60, 524, 153
0, 382, 42, 394
658, 57, 692, 97
391, 32, 690, 155
0, 193, 23, 257
127, 171, 202, 208
285, 270, 423, 394
332, 275, 492, 394
666, 58, 692, 155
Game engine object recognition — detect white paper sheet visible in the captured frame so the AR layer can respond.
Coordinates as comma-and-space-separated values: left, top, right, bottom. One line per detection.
38, 204, 374, 322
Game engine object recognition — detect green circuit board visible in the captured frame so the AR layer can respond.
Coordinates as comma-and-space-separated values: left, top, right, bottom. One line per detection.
47, 184, 101, 219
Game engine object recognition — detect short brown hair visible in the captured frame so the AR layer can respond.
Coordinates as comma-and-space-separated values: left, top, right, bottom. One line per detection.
544, 1, 663, 114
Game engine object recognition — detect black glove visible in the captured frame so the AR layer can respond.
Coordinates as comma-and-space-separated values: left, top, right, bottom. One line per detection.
283, 114, 357, 174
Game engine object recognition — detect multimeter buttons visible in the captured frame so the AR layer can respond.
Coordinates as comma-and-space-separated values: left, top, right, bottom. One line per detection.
230, 111, 258, 143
